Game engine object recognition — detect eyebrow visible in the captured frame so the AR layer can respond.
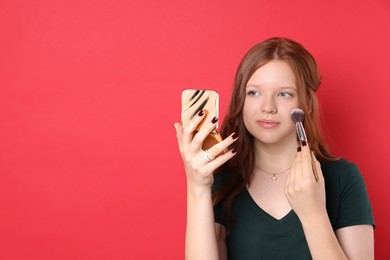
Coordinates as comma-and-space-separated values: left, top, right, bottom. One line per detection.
280, 86, 297, 91
246, 84, 297, 91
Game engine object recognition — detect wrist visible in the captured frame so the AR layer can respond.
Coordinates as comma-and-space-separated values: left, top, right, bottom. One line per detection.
298, 208, 330, 229
187, 183, 212, 200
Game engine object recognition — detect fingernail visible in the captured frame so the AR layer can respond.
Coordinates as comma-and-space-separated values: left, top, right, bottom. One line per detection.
302, 140, 307, 146
231, 148, 237, 154
198, 110, 204, 116
232, 132, 238, 139
211, 117, 218, 124
297, 146, 302, 152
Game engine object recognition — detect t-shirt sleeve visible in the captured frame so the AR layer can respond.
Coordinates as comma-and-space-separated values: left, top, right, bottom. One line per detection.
335, 161, 375, 230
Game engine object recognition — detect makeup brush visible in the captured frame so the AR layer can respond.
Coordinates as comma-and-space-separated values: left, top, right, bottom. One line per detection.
290, 108, 319, 182
290, 108, 307, 144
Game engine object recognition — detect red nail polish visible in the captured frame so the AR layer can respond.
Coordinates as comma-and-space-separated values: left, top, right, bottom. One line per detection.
297, 146, 302, 152
302, 141, 307, 146
198, 110, 204, 116
212, 117, 218, 124
232, 132, 238, 139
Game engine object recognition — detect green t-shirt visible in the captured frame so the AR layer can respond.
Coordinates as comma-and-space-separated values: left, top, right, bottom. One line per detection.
213, 158, 375, 259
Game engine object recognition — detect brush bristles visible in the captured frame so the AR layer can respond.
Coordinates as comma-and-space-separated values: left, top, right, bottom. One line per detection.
290, 108, 305, 123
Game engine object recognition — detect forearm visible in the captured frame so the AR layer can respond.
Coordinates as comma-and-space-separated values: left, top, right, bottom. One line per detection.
300, 211, 348, 260
185, 185, 219, 260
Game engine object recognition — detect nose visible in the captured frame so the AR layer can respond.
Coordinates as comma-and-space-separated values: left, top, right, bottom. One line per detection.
260, 96, 277, 114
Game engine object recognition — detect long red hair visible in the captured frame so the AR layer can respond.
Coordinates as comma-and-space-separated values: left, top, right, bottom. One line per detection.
213, 37, 336, 232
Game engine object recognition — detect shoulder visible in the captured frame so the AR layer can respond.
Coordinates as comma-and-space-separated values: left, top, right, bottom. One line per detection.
320, 158, 371, 208
321, 158, 375, 229
320, 157, 358, 173
320, 157, 364, 185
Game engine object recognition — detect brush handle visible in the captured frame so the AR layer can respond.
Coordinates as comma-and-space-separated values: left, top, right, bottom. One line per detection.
295, 122, 318, 181
309, 152, 319, 182
296, 122, 306, 142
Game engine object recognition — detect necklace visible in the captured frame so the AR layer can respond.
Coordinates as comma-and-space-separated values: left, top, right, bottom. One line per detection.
255, 166, 292, 181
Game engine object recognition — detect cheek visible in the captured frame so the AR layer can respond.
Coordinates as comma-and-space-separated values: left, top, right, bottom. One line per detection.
242, 100, 258, 130
278, 100, 299, 114
242, 100, 255, 119
243, 98, 259, 114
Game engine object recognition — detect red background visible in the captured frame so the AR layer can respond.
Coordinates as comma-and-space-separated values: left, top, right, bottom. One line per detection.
1, 0, 389, 259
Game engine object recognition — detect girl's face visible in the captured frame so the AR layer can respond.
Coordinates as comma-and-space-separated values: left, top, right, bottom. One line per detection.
243, 60, 299, 146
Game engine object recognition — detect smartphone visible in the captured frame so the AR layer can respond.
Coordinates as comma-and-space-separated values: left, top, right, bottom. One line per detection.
181, 89, 219, 130
181, 89, 221, 150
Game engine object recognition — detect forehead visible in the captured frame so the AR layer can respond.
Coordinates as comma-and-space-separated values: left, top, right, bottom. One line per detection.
247, 60, 296, 87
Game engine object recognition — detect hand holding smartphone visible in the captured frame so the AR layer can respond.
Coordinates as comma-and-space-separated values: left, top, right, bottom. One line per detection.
181, 89, 222, 150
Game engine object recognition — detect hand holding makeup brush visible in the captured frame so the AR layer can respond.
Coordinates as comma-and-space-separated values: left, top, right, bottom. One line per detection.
284, 143, 326, 221
291, 108, 319, 182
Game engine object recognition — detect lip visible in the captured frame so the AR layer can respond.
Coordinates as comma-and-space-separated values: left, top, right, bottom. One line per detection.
257, 119, 280, 129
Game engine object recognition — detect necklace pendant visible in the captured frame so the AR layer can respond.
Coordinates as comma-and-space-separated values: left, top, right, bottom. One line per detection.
271, 174, 277, 181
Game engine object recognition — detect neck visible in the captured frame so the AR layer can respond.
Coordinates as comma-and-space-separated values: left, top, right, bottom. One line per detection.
254, 136, 298, 171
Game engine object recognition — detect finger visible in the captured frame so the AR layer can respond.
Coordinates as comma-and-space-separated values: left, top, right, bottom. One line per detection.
311, 152, 324, 182
191, 116, 219, 151
205, 132, 238, 158
203, 148, 237, 172
300, 144, 313, 179
182, 110, 206, 147
292, 147, 301, 183
295, 146, 303, 175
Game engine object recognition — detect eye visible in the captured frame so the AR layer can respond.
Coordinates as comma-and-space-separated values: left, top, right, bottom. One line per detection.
247, 90, 259, 96
279, 92, 294, 98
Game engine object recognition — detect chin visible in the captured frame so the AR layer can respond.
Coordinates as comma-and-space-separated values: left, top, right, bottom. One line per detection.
254, 133, 296, 146
254, 137, 284, 145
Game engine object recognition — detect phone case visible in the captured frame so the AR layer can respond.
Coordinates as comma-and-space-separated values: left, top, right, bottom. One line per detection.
181, 89, 223, 150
